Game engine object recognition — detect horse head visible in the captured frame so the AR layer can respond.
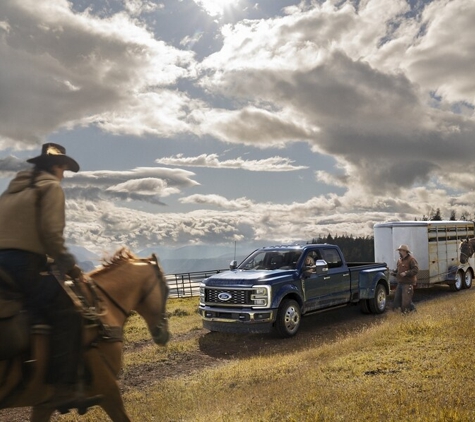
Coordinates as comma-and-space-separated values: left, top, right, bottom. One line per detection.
90, 248, 170, 346
460, 238, 475, 264
138, 253, 170, 346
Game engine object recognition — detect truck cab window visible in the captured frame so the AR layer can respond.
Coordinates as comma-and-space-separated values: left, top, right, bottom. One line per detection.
321, 249, 342, 268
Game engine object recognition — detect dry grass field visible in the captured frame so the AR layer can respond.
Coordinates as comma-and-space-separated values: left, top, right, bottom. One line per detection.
3, 287, 475, 421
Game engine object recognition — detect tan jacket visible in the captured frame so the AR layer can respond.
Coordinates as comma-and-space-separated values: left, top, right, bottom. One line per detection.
396, 254, 418, 285
0, 170, 76, 271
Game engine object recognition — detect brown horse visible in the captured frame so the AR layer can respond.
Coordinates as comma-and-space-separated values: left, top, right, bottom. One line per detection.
460, 238, 475, 264
0, 248, 170, 421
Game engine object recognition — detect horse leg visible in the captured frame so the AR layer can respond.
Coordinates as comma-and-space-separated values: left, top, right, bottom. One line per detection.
84, 346, 131, 422
30, 405, 54, 422
100, 393, 131, 422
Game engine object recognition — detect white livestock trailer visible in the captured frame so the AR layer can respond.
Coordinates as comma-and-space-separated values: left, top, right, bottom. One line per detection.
374, 221, 475, 290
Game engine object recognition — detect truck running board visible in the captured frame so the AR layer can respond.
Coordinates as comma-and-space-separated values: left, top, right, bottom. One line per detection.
304, 303, 348, 316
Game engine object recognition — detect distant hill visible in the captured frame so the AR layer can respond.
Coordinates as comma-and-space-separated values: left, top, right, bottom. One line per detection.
137, 243, 260, 274
68, 244, 101, 262
68, 240, 322, 275
159, 256, 248, 275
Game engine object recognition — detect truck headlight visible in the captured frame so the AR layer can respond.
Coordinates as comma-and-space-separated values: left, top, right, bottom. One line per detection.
251, 285, 270, 307
199, 285, 205, 304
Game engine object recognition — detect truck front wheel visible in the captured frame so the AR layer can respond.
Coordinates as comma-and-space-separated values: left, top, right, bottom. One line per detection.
368, 283, 387, 314
274, 299, 301, 338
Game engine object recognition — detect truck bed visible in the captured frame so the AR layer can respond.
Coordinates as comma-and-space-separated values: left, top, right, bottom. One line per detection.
346, 262, 387, 269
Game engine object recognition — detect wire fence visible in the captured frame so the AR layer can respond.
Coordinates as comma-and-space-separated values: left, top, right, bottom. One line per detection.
166, 269, 227, 298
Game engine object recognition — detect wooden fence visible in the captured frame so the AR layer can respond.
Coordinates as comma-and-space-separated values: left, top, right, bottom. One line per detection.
166, 269, 227, 298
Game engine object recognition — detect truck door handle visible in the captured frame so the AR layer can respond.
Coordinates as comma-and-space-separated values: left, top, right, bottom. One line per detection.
343, 273, 350, 277
324, 276, 330, 280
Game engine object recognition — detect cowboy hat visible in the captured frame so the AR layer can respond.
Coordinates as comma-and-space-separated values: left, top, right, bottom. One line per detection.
396, 244, 411, 253
27, 143, 80, 173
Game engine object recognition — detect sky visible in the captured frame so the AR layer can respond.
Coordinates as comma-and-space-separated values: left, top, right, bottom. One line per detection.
0, 0, 474, 257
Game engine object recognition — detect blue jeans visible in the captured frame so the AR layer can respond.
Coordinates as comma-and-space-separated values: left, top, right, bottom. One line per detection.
0, 249, 62, 323
0, 249, 82, 385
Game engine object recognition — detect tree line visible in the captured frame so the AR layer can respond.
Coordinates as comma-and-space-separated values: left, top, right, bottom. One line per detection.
419, 208, 472, 221
309, 234, 374, 262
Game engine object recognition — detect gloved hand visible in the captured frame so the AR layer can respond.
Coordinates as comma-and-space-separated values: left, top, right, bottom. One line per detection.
67, 265, 84, 282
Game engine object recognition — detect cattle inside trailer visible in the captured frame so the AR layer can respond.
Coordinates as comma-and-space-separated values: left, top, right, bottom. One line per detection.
374, 221, 475, 290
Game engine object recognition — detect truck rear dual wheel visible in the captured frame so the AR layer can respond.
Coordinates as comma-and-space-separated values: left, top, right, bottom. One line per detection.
367, 283, 387, 314
274, 299, 301, 338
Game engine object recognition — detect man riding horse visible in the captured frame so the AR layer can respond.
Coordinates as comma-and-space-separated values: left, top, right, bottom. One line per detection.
0, 143, 101, 412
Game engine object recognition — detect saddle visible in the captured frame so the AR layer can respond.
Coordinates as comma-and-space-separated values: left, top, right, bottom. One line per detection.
0, 268, 29, 360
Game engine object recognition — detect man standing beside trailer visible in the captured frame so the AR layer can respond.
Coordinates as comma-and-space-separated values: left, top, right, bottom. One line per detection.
392, 244, 418, 313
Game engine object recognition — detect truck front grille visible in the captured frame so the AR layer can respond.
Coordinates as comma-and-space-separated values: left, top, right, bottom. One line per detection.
205, 289, 251, 305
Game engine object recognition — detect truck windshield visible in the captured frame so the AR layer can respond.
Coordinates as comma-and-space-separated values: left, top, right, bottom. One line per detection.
239, 250, 302, 270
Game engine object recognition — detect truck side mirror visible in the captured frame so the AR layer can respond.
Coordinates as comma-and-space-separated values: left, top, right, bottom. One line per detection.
314, 259, 329, 274
229, 260, 238, 270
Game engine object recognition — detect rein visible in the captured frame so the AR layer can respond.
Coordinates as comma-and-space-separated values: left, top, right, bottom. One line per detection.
92, 280, 131, 318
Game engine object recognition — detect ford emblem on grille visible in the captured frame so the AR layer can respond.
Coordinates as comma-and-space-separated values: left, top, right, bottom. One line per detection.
218, 292, 232, 301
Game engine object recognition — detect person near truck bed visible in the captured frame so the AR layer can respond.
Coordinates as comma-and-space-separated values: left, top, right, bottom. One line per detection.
0, 143, 101, 411
391, 244, 418, 312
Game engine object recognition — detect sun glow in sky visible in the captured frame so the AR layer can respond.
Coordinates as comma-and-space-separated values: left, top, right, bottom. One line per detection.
194, 0, 241, 17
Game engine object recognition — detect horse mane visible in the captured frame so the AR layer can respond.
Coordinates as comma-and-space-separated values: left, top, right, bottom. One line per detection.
90, 247, 139, 276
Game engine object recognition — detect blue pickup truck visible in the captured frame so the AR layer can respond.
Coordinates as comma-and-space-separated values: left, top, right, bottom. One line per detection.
199, 244, 390, 337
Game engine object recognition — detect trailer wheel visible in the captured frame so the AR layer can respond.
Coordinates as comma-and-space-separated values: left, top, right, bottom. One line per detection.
450, 271, 463, 291
274, 299, 301, 338
463, 270, 473, 289
360, 299, 371, 314
368, 283, 387, 314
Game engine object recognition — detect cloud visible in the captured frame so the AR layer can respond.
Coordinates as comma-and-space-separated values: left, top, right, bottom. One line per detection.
180, 194, 254, 210
192, 0, 242, 18
0, 0, 195, 146
400, 0, 475, 104
156, 153, 308, 171
124, 0, 162, 16
66, 185, 471, 255
106, 178, 180, 198
0, 155, 30, 174
193, 0, 474, 197
65, 166, 199, 203
195, 107, 320, 147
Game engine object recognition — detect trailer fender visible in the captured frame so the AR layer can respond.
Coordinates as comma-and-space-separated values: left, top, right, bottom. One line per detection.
447, 265, 458, 281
